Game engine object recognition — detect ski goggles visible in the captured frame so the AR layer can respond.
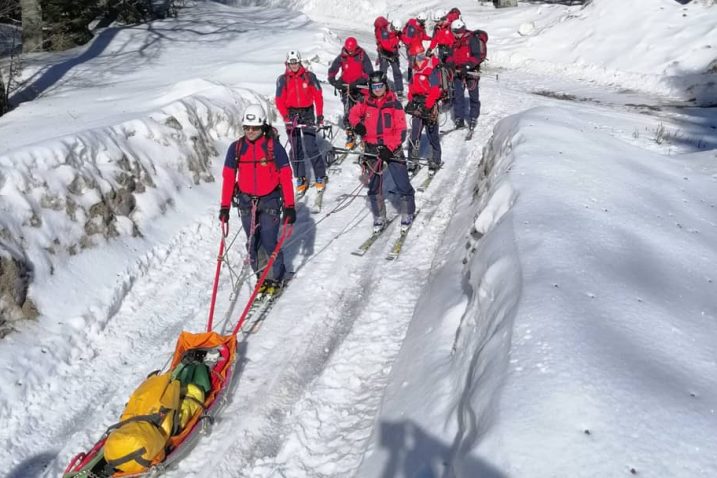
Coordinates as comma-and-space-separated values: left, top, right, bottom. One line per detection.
370, 82, 386, 91
287, 59, 300, 65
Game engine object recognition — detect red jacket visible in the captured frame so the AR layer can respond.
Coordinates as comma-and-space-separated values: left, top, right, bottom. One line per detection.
448, 31, 483, 68
348, 91, 406, 151
328, 47, 373, 85
221, 134, 295, 208
428, 23, 454, 51
401, 19, 431, 49
408, 57, 442, 108
275, 66, 323, 121
376, 26, 401, 54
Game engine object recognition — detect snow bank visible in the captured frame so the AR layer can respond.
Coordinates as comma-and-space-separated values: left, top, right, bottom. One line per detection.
482, 0, 717, 103
475, 107, 717, 476
359, 105, 717, 476
0, 85, 266, 332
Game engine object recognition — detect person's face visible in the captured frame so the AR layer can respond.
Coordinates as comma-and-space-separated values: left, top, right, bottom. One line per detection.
288, 61, 301, 72
243, 125, 263, 141
370, 83, 386, 97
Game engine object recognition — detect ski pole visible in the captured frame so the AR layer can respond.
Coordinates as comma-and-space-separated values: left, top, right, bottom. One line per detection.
231, 221, 294, 336
330, 147, 432, 164
207, 221, 229, 332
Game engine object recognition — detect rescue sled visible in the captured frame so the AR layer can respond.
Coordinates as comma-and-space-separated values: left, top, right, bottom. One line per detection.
64, 220, 292, 478
63, 331, 237, 478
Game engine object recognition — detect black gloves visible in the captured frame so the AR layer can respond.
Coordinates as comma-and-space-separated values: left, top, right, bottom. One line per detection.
283, 206, 296, 225
460, 65, 470, 77
377, 146, 394, 162
353, 123, 367, 137
219, 206, 230, 223
426, 48, 433, 57
316, 115, 324, 125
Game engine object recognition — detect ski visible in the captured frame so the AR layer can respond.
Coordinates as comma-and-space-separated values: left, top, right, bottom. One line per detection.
386, 210, 421, 261
295, 189, 308, 201
351, 216, 397, 256
311, 189, 324, 214
243, 277, 291, 333
417, 169, 438, 193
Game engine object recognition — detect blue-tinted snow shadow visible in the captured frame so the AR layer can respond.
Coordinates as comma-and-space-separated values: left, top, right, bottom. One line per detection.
377, 420, 506, 478
7, 451, 58, 478
11, 27, 122, 105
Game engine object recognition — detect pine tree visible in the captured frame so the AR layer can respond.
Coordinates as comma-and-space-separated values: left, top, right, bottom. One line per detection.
41, 0, 101, 50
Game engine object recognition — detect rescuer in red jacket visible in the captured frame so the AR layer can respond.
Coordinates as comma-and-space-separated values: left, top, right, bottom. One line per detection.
401, 12, 431, 81
275, 49, 326, 196
349, 71, 415, 233
375, 17, 405, 97
219, 104, 295, 295
328, 37, 374, 148
406, 44, 442, 173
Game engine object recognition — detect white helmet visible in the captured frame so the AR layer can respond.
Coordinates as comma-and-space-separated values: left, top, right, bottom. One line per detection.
391, 18, 402, 30
416, 12, 428, 22
286, 49, 301, 64
450, 19, 466, 32
242, 104, 266, 127
433, 9, 447, 21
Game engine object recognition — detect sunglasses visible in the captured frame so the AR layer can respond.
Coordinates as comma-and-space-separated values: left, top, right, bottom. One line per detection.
243, 125, 262, 131
370, 83, 386, 91
415, 53, 426, 62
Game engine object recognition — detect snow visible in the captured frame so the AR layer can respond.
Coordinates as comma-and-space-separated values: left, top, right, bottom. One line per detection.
1, 0, 716, 477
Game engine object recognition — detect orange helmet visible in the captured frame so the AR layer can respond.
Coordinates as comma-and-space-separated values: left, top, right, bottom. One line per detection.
344, 37, 358, 54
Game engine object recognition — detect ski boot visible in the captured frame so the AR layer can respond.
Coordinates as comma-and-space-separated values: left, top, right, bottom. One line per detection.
296, 176, 308, 196
468, 118, 477, 131
315, 176, 327, 192
400, 214, 414, 233
428, 161, 442, 175
373, 216, 387, 234
454, 118, 465, 129
260, 279, 282, 297
345, 130, 356, 149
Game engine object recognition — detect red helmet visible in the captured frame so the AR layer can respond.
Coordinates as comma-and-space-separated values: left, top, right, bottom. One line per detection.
344, 37, 358, 54
409, 43, 425, 57
374, 16, 388, 30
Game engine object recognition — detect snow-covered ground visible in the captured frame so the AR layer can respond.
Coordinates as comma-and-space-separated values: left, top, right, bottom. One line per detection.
1, 0, 716, 477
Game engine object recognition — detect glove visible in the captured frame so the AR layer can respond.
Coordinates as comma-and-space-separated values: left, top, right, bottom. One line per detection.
460, 65, 469, 77
377, 146, 394, 162
316, 115, 324, 126
353, 123, 367, 137
283, 205, 296, 225
426, 48, 433, 57
219, 206, 230, 223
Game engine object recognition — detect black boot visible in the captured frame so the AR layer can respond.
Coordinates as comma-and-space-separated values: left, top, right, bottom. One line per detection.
454, 118, 465, 129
